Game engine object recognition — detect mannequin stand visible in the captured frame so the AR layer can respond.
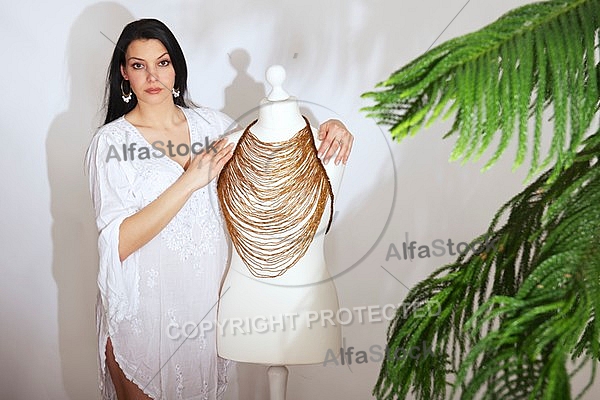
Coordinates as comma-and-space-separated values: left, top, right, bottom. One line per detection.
267, 365, 289, 400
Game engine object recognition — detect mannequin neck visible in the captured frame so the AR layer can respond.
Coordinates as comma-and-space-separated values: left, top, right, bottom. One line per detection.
250, 97, 306, 142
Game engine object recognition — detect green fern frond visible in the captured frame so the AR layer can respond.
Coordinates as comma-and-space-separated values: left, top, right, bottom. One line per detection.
361, 0, 600, 179
373, 131, 600, 400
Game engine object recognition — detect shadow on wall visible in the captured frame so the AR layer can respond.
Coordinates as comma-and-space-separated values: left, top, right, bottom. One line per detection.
46, 3, 134, 399
222, 48, 266, 128
221, 47, 323, 131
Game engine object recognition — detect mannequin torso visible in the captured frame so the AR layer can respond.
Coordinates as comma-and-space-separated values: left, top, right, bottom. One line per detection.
217, 94, 344, 365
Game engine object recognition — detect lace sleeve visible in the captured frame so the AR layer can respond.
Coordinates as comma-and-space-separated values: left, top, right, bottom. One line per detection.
85, 127, 141, 334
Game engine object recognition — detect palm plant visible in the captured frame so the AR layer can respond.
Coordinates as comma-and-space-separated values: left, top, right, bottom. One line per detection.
361, 0, 600, 399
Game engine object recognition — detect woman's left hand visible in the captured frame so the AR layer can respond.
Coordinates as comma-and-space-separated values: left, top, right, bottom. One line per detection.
317, 119, 354, 165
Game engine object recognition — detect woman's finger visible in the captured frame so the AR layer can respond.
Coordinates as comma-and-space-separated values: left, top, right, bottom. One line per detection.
317, 119, 354, 165
335, 134, 353, 165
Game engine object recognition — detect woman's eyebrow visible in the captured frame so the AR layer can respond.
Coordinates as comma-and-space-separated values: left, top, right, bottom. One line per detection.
127, 52, 169, 62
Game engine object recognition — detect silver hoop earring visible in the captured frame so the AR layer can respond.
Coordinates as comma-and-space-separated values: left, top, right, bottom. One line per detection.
172, 87, 180, 98
121, 80, 132, 103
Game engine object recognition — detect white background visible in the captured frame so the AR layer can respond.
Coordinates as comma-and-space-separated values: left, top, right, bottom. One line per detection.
0, 0, 597, 399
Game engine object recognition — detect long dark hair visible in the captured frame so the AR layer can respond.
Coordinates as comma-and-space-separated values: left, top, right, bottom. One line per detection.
104, 18, 192, 124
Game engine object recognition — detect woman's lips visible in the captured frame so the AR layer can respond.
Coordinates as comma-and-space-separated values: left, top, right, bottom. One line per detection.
145, 87, 162, 94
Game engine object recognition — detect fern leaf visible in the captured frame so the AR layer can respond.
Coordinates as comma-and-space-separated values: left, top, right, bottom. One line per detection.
362, 0, 599, 177
373, 131, 600, 399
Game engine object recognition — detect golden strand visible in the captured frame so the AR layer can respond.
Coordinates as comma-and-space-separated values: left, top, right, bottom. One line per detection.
217, 116, 333, 278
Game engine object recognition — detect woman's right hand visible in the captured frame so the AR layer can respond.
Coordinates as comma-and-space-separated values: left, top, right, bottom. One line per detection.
180, 138, 234, 193
117, 137, 234, 262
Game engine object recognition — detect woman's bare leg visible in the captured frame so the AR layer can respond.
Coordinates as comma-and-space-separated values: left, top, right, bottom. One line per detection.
105, 337, 152, 400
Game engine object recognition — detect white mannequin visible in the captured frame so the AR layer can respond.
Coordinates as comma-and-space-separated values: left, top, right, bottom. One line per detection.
217, 65, 344, 400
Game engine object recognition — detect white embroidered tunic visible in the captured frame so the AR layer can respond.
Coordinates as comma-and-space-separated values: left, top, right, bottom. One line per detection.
85, 105, 233, 400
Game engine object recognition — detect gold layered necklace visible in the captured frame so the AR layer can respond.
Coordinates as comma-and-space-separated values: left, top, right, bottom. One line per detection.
217, 116, 333, 278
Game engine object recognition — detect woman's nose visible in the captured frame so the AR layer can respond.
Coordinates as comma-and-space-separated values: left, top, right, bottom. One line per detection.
146, 67, 158, 82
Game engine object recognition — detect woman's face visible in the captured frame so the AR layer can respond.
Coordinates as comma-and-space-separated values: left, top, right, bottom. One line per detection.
120, 38, 176, 106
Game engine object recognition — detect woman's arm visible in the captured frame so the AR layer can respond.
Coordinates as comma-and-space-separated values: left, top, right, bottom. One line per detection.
118, 138, 233, 261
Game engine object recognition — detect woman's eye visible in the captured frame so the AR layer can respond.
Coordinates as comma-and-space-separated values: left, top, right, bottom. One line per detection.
132, 63, 144, 70
158, 60, 171, 67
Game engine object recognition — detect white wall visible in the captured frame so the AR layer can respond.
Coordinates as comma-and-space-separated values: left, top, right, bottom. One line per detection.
0, 0, 596, 399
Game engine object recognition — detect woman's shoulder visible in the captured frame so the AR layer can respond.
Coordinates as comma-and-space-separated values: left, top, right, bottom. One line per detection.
86, 117, 131, 165
94, 116, 130, 144
85, 118, 127, 173
183, 105, 236, 131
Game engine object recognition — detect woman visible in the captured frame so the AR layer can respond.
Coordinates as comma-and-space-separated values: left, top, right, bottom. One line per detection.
85, 18, 354, 400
